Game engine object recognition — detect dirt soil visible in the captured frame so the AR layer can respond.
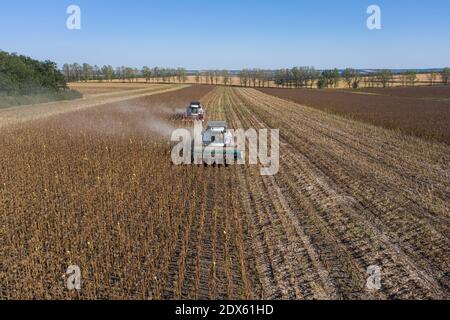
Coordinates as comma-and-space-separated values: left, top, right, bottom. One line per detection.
0, 86, 448, 300
69, 82, 158, 96
351, 85, 450, 100
0, 84, 187, 129
259, 87, 450, 144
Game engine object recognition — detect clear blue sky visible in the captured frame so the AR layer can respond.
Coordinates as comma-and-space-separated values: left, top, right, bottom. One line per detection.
0, 0, 449, 69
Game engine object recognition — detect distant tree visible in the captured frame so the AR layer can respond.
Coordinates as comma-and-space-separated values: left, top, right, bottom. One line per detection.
352, 71, 362, 88
0, 51, 68, 94
161, 68, 168, 82
255, 70, 262, 87
221, 70, 230, 86
274, 69, 285, 87
116, 66, 125, 81
406, 70, 417, 86
82, 63, 93, 82
73, 63, 82, 82
428, 72, 438, 86
307, 67, 320, 88
268, 67, 328, 88
298, 67, 309, 88
62, 64, 71, 82
174, 68, 185, 83
152, 67, 160, 82
142, 66, 151, 82
249, 69, 257, 87
331, 68, 340, 88
102, 65, 114, 82
342, 68, 357, 88
194, 72, 201, 84
284, 69, 291, 87
316, 77, 326, 89
210, 70, 216, 85
400, 73, 408, 86
320, 69, 339, 88
239, 69, 250, 87
124, 67, 134, 82
361, 76, 368, 88
92, 65, 101, 81
291, 67, 300, 88
441, 67, 450, 85
256, 69, 269, 87
377, 70, 393, 88
369, 74, 378, 87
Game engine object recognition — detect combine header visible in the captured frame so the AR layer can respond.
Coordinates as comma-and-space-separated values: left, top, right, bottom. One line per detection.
193, 121, 242, 165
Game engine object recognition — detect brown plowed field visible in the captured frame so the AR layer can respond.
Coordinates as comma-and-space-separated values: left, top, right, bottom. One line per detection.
352, 86, 450, 100
259, 87, 450, 144
1, 85, 449, 299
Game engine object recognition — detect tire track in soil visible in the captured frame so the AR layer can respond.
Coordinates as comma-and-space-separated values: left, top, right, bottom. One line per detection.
232, 87, 449, 299
222, 87, 289, 299
240, 88, 450, 296
169, 89, 257, 299
0, 84, 188, 129
161, 90, 219, 299
243, 89, 449, 222
3, 83, 448, 299
230, 93, 344, 299
223, 87, 340, 299
206, 89, 248, 299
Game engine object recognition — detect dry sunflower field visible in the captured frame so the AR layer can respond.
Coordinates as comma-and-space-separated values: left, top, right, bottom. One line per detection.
0, 83, 449, 300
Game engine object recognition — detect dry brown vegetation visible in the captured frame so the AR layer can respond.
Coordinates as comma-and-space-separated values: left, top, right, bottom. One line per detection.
69, 82, 157, 96
0, 85, 449, 299
259, 87, 450, 144
352, 85, 450, 100
0, 84, 186, 129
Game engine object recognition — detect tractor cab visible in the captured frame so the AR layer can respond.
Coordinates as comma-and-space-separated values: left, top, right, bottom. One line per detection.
185, 102, 205, 121
193, 121, 242, 165
202, 121, 229, 147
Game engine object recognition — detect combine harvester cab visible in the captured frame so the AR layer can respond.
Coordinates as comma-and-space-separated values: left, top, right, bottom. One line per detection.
193, 121, 243, 165
184, 101, 205, 122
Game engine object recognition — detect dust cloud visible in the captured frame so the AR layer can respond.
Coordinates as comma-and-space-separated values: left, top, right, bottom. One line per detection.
58, 98, 182, 140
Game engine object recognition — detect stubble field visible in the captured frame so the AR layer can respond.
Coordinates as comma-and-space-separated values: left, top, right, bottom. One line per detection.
1, 84, 449, 299
259, 86, 450, 144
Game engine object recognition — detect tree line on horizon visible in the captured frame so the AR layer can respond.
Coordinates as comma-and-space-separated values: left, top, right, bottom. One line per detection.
1, 51, 69, 95
62, 64, 189, 84
0, 51, 81, 107
62, 62, 450, 89
223, 67, 449, 88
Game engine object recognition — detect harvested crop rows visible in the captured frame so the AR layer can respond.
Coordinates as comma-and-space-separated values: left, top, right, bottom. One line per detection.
0, 84, 186, 129
223, 87, 449, 299
69, 83, 157, 96
259, 87, 450, 144
0, 85, 449, 299
352, 85, 450, 100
